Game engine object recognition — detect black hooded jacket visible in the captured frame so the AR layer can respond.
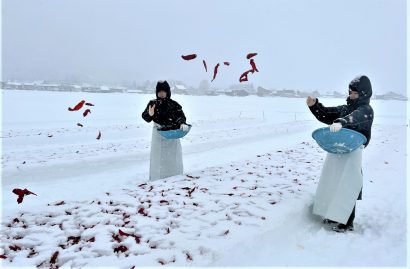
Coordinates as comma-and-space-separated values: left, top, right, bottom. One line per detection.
309, 75, 374, 147
141, 81, 186, 130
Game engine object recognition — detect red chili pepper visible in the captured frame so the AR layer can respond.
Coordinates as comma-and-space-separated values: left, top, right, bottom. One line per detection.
239, 69, 254, 83
12, 188, 37, 204
85, 102, 94, 106
68, 100, 85, 111
202, 60, 207, 72
118, 230, 141, 244
77, 123, 83, 127
114, 245, 128, 253
246, 52, 258, 59
50, 251, 59, 264
9, 245, 21, 251
223, 62, 230, 66
83, 109, 91, 117
250, 59, 259, 72
138, 207, 148, 216
181, 54, 197, 60
211, 63, 220, 82
119, 229, 131, 237
96, 131, 101, 140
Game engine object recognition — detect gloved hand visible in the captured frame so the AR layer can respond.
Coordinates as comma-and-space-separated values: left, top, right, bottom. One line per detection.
180, 124, 190, 132
329, 122, 342, 132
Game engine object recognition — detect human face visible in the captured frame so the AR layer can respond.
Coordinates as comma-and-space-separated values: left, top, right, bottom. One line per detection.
157, 90, 167, 99
348, 89, 359, 100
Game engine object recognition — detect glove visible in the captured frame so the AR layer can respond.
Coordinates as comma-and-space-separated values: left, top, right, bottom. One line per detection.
180, 124, 190, 132
329, 122, 342, 132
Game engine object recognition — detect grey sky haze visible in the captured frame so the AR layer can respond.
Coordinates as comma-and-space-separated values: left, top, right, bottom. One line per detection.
2, 0, 407, 94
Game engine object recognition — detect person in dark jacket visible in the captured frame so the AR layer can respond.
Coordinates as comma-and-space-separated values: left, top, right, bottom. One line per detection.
142, 81, 188, 131
142, 80, 189, 180
307, 75, 374, 232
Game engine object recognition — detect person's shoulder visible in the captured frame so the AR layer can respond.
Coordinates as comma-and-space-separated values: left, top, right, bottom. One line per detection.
169, 99, 182, 108
359, 104, 373, 111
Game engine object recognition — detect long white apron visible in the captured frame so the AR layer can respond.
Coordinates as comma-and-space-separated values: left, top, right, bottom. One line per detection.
149, 124, 183, 181
313, 146, 363, 224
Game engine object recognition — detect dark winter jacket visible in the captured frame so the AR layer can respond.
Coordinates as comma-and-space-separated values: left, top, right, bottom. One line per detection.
141, 81, 186, 131
309, 75, 374, 147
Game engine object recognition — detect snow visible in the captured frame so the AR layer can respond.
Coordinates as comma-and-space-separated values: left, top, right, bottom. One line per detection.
0, 90, 408, 267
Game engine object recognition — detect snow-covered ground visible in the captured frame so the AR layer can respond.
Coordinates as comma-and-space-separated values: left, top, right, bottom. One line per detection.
0, 90, 408, 267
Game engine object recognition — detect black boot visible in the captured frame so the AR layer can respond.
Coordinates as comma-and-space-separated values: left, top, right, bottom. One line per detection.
332, 206, 355, 232
323, 219, 338, 224
332, 223, 354, 232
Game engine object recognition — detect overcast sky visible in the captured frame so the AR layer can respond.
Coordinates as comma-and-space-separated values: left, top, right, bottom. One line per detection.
2, 0, 407, 94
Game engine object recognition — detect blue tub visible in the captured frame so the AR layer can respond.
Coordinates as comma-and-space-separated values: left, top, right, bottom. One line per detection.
158, 125, 192, 139
312, 127, 367, 154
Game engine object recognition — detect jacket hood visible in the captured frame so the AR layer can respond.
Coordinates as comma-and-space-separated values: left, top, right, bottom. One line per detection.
156, 80, 171, 98
348, 75, 372, 105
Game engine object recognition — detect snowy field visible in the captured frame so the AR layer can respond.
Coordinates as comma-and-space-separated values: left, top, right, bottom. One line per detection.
0, 89, 408, 267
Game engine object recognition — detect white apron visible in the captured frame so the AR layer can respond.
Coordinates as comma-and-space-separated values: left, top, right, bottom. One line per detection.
313, 146, 363, 224
149, 124, 183, 181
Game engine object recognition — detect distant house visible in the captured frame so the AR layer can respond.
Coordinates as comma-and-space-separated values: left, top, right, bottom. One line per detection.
256, 86, 272, 97
4, 81, 24, 90
40, 83, 60, 91
273, 89, 297, 97
205, 90, 218, 96
375, 92, 407, 101
173, 84, 188, 95
60, 84, 81, 92
226, 89, 249, 96
110, 86, 127, 93
72, 85, 82, 92
100, 86, 111, 93
215, 88, 228, 95
82, 85, 100, 93
333, 91, 345, 98
127, 89, 144, 94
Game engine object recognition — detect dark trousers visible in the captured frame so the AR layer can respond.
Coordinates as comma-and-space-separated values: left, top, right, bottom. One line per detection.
346, 205, 355, 226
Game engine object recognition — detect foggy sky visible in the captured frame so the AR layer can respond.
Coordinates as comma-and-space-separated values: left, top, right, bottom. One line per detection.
2, 0, 407, 94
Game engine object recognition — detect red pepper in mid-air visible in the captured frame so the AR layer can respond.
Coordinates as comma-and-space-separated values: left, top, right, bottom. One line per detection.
77, 123, 83, 127
246, 52, 258, 59
239, 69, 254, 83
83, 109, 91, 117
12, 188, 37, 204
223, 62, 230, 66
181, 54, 197, 61
211, 63, 220, 82
85, 102, 94, 106
96, 131, 101, 140
202, 60, 207, 72
68, 100, 85, 111
250, 59, 259, 72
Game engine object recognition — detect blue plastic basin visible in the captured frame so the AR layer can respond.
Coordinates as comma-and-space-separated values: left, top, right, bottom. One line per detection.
312, 127, 367, 154
158, 125, 192, 139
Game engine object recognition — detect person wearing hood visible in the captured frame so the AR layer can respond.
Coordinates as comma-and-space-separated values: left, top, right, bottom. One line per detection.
142, 80, 189, 181
306, 75, 374, 232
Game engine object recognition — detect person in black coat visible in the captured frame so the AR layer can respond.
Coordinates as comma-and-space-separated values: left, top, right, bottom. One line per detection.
307, 75, 374, 147
307, 75, 374, 232
142, 80, 189, 180
142, 81, 188, 131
